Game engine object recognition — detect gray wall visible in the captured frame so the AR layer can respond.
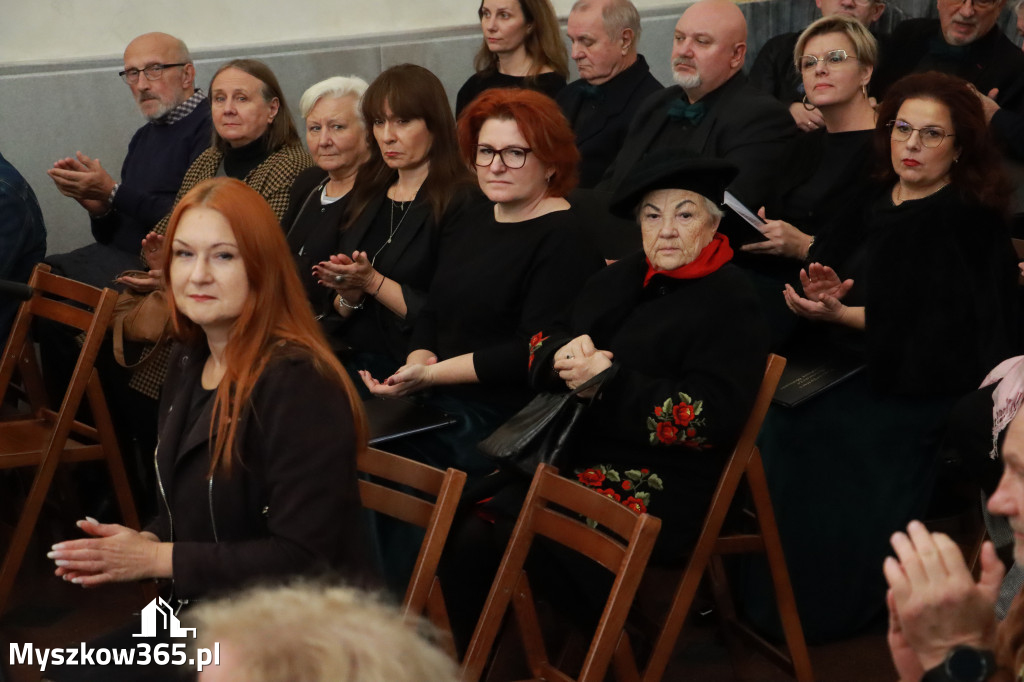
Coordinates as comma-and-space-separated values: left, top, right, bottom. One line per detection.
2, 0, 1020, 255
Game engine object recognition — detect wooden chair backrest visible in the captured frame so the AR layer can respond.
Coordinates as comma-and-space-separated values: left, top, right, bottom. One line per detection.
461, 463, 661, 682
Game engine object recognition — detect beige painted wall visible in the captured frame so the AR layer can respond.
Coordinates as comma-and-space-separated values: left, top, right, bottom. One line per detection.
0, 0, 714, 66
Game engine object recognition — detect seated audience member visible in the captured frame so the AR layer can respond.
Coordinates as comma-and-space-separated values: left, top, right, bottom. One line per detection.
46, 32, 210, 289
126, 58, 314, 401
740, 15, 879, 342
745, 71, 1019, 643
872, 0, 1024, 159
46, 178, 375, 680
883, 358, 1024, 682
600, 0, 797, 218
191, 582, 457, 682
359, 88, 603, 478
455, 0, 569, 117
749, 0, 885, 132
312, 64, 475, 384
0, 151, 45, 346
557, 0, 662, 188
441, 151, 768, 651
281, 76, 370, 317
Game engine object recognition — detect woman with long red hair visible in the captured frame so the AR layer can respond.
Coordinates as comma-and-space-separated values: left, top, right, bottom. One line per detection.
48, 178, 375, 677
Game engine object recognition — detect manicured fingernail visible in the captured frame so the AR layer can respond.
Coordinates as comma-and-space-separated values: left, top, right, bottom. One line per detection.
71, 577, 82, 584
55, 560, 69, 567
51, 543, 65, 550
85, 516, 98, 524
46, 551, 57, 559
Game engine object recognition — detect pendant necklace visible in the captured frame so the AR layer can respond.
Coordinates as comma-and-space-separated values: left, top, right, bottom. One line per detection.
370, 196, 411, 266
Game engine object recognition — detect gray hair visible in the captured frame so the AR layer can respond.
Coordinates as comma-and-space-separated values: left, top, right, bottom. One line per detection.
299, 75, 369, 121
570, 0, 642, 44
1016, 0, 1024, 13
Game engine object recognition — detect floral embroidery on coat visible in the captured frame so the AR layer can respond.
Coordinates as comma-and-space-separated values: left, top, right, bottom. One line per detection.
574, 465, 663, 521
528, 331, 549, 370
647, 392, 709, 448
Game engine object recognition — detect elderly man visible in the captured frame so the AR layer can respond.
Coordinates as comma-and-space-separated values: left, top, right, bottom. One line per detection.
749, 0, 886, 132
46, 32, 210, 288
872, 0, 1024, 159
602, 0, 796, 219
556, 0, 662, 188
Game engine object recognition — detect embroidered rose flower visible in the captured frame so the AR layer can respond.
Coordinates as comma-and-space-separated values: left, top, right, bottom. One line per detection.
597, 487, 621, 502
656, 422, 678, 444
673, 402, 695, 426
577, 468, 605, 487
528, 332, 549, 370
623, 496, 647, 514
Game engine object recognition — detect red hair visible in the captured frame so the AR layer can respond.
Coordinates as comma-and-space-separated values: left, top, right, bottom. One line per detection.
457, 88, 579, 198
161, 177, 368, 476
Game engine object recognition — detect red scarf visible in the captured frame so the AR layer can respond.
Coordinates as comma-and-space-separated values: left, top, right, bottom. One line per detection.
643, 232, 733, 287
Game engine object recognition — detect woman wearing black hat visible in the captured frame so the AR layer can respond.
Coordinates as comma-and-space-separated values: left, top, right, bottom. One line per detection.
527, 150, 770, 560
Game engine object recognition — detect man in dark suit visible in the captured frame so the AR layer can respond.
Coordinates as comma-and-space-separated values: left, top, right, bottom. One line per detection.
557, 0, 662, 188
602, 0, 797, 215
872, 0, 1024, 160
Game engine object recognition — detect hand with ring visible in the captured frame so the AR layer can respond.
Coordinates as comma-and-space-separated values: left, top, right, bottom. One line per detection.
552, 334, 614, 396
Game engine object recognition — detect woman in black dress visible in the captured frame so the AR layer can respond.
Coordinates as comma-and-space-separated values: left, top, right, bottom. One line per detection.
455, 0, 569, 117
312, 64, 475, 383
747, 71, 1019, 642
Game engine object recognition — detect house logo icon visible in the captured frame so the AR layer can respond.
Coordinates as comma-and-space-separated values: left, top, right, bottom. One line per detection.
133, 597, 197, 639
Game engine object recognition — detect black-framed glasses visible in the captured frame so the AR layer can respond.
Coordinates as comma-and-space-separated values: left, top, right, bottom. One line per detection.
797, 49, 857, 71
474, 145, 533, 169
887, 120, 956, 148
119, 63, 186, 84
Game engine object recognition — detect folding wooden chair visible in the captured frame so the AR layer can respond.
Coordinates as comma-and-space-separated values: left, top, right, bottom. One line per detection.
461, 463, 661, 682
0, 264, 141, 613
357, 446, 466, 652
613, 353, 814, 682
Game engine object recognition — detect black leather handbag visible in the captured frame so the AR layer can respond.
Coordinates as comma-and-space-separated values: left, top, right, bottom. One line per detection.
478, 369, 611, 477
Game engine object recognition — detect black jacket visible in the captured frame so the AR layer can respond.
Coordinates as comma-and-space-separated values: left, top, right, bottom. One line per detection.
556, 55, 662, 188
147, 343, 375, 600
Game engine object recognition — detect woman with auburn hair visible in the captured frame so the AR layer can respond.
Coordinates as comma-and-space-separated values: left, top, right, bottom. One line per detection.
745, 71, 1019, 642
360, 88, 602, 476
312, 64, 476, 382
49, 178, 376, 677
455, 0, 569, 117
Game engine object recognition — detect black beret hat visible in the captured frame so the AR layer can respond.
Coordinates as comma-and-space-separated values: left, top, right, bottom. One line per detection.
608, 150, 738, 220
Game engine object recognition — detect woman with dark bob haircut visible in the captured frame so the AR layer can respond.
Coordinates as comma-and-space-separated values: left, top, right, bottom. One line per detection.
361, 88, 602, 478
744, 71, 1020, 642
455, 0, 569, 116
312, 64, 475, 383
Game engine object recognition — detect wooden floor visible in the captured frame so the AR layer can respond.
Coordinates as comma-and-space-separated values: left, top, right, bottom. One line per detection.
0, 509, 898, 682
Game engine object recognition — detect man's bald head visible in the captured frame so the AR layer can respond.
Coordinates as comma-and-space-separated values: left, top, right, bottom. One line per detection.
122, 32, 196, 121
671, 0, 747, 101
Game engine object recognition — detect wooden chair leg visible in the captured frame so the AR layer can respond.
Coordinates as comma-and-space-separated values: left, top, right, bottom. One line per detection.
86, 374, 140, 530
0, 447, 62, 613
746, 449, 814, 682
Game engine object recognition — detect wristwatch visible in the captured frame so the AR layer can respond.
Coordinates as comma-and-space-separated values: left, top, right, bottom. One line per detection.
922, 646, 996, 682
108, 182, 120, 206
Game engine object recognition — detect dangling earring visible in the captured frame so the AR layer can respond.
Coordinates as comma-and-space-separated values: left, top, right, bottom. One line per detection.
802, 95, 816, 112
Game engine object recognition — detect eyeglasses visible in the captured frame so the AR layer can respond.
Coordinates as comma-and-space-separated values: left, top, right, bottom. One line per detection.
474, 145, 532, 169
797, 49, 857, 71
887, 120, 956, 148
119, 63, 186, 84
942, 0, 1001, 8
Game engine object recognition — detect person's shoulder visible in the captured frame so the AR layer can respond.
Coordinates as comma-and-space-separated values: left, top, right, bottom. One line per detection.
256, 344, 345, 396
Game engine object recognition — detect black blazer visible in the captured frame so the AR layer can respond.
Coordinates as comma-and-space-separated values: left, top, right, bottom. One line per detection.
146, 343, 375, 600
556, 54, 663, 188
601, 74, 798, 211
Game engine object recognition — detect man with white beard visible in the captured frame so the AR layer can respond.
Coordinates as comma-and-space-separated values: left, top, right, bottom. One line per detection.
600, 0, 796, 213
